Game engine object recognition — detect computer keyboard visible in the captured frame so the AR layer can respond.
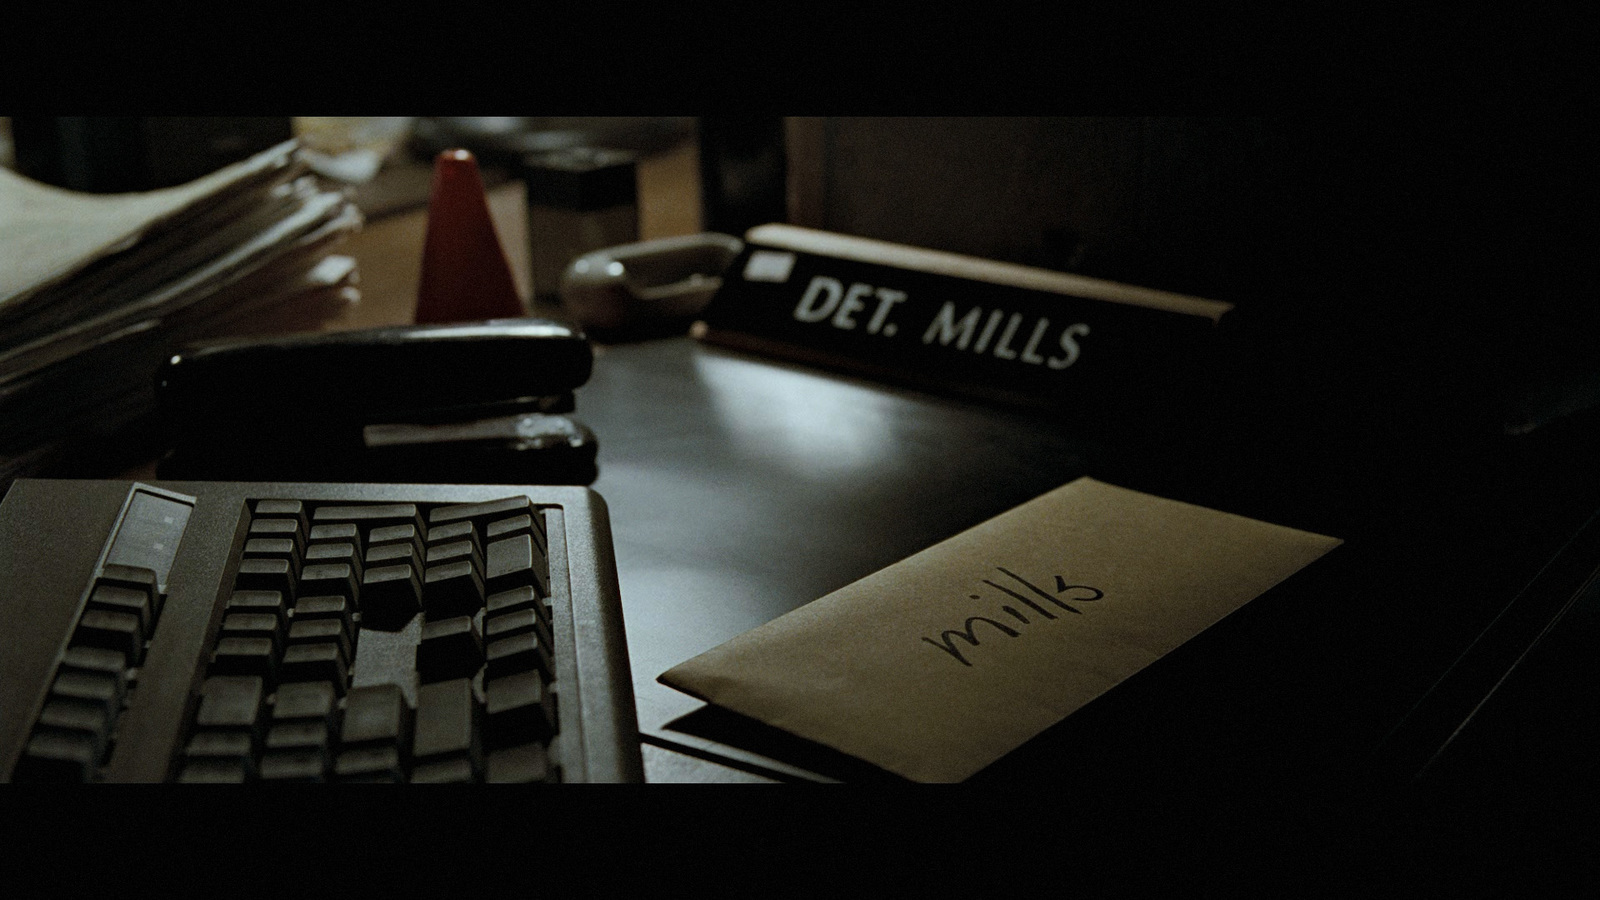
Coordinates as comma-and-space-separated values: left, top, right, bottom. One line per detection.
0, 479, 642, 783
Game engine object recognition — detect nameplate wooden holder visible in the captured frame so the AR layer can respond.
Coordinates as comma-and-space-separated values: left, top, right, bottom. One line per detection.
694, 224, 1235, 415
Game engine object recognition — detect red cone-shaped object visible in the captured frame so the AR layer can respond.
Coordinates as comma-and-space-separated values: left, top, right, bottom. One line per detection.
414, 149, 527, 323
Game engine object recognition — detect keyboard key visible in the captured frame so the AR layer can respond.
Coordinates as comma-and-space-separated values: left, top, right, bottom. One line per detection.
227, 590, 289, 629
416, 615, 484, 683
486, 606, 552, 653
335, 745, 407, 782
298, 562, 359, 604
58, 646, 129, 685
367, 523, 424, 562
361, 564, 423, 628
235, 557, 297, 599
484, 534, 546, 597
209, 636, 278, 681
278, 643, 348, 690
72, 609, 145, 664
87, 582, 156, 636
294, 593, 354, 620
63, 641, 135, 691
176, 759, 251, 783
254, 499, 309, 533
184, 730, 255, 761
369, 522, 423, 546
487, 584, 548, 620
97, 563, 161, 604
265, 719, 330, 750
194, 676, 266, 731
50, 657, 127, 764
180, 753, 254, 784
36, 699, 114, 762
425, 538, 483, 572
263, 719, 334, 779
181, 730, 257, 781
487, 743, 555, 784
429, 496, 532, 528
303, 542, 363, 581
422, 561, 484, 620
260, 747, 330, 782
38, 697, 113, 733
272, 680, 339, 725
244, 536, 298, 557
486, 632, 549, 680
15, 730, 102, 782
485, 513, 535, 542
366, 542, 422, 569
411, 757, 476, 783
308, 522, 361, 551
50, 669, 125, 717
287, 617, 355, 666
486, 512, 547, 558
486, 669, 556, 746
340, 683, 412, 749
425, 521, 479, 550
413, 678, 481, 775
243, 537, 302, 573
313, 504, 421, 530
220, 611, 284, 651
247, 518, 304, 553
293, 595, 356, 642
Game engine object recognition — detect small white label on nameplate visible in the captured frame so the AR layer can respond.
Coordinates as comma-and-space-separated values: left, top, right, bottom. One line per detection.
743, 250, 796, 283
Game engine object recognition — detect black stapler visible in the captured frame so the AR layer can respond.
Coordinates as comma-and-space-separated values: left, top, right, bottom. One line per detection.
155, 318, 599, 485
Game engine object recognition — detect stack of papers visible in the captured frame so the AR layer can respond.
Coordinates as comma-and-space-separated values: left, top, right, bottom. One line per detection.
0, 140, 362, 484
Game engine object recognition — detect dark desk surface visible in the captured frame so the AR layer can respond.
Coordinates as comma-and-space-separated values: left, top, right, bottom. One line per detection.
577, 331, 1600, 791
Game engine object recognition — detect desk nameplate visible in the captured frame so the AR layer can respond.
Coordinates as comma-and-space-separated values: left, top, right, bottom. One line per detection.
695, 224, 1234, 414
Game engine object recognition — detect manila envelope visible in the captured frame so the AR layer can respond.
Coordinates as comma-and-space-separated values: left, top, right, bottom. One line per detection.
658, 477, 1342, 782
